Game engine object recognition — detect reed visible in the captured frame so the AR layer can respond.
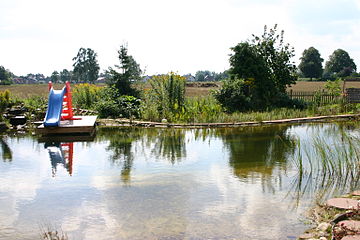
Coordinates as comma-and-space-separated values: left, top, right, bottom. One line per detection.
291, 126, 360, 202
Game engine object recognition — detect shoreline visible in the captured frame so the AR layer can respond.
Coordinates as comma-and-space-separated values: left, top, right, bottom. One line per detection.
97, 113, 360, 128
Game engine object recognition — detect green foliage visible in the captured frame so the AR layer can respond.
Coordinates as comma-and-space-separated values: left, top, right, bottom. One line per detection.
0, 66, 12, 85
50, 71, 59, 83
23, 95, 47, 120
107, 44, 142, 97
324, 49, 357, 78
60, 69, 72, 82
298, 47, 324, 80
72, 83, 102, 109
175, 96, 223, 123
252, 24, 297, 93
72, 47, 100, 83
213, 78, 251, 112
218, 25, 298, 112
0, 90, 11, 116
324, 78, 342, 96
95, 87, 141, 118
142, 73, 185, 120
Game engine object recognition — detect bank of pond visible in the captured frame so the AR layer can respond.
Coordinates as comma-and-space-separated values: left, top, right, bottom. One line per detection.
1, 122, 360, 239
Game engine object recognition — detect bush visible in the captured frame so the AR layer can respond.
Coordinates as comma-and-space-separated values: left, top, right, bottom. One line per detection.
0, 90, 11, 119
72, 83, 102, 109
273, 93, 307, 109
95, 87, 141, 118
213, 78, 251, 112
23, 95, 47, 120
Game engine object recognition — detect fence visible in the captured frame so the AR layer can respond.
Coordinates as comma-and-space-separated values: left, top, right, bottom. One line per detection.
345, 88, 360, 103
287, 90, 343, 104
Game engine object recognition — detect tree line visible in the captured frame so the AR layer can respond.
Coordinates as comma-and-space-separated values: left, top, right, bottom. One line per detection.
298, 47, 357, 80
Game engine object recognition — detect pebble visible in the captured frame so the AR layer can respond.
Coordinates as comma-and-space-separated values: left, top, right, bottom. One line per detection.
317, 222, 331, 232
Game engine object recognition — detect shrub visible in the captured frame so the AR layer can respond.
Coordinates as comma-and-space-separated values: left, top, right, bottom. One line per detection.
0, 90, 11, 120
273, 93, 307, 109
95, 87, 141, 118
72, 83, 102, 109
213, 78, 251, 112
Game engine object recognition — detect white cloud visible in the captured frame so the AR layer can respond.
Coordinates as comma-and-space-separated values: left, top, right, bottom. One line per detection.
0, 0, 359, 75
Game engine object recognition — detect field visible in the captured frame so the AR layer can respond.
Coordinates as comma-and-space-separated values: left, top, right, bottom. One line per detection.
2, 81, 360, 99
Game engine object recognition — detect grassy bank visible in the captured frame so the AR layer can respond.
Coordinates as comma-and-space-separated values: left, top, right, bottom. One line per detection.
2, 82, 360, 124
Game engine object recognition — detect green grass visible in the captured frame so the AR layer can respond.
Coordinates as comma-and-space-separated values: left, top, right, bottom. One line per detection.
291, 125, 360, 202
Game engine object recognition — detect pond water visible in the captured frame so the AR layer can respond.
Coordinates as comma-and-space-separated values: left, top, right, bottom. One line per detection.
1, 123, 360, 240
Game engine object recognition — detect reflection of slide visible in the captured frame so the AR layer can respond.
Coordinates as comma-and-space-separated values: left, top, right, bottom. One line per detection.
44, 87, 66, 127
45, 142, 74, 176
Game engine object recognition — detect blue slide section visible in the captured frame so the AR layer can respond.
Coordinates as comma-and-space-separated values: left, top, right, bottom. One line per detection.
44, 87, 66, 127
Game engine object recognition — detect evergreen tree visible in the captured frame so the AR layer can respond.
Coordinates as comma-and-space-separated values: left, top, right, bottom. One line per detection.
107, 44, 142, 97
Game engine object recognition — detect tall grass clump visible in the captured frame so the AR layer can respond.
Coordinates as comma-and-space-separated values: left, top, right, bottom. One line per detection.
291, 126, 360, 201
72, 83, 102, 109
141, 73, 185, 121
0, 90, 11, 114
173, 96, 223, 123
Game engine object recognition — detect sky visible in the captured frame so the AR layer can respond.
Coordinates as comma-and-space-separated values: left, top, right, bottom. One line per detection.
0, 0, 359, 77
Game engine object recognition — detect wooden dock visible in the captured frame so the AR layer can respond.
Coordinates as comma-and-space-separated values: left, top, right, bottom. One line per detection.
36, 116, 97, 135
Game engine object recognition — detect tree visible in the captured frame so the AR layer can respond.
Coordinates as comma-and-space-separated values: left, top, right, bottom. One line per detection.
195, 70, 214, 81
72, 48, 100, 83
214, 71, 229, 81
60, 69, 71, 82
324, 49, 357, 78
251, 24, 297, 93
0, 66, 12, 85
298, 47, 323, 80
221, 42, 273, 110
215, 25, 300, 112
107, 44, 142, 97
50, 71, 60, 83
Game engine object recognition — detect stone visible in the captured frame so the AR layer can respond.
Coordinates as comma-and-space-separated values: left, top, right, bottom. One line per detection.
352, 190, 360, 196
299, 233, 314, 239
9, 115, 27, 126
341, 235, 360, 240
326, 198, 360, 210
338, 220, 360, 232
317, 222, 331, 232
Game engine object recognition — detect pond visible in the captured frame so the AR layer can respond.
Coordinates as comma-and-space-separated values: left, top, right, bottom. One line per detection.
1, 122, 360, 240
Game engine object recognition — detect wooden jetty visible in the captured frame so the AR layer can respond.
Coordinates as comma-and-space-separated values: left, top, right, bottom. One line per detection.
36, 116, 97, 135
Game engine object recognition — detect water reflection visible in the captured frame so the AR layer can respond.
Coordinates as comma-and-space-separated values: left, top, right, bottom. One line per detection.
0, 137, 12, 162
97, 128, 188, 183
97, 128, 143, 183
148, 129, 186, 164
215, 125, 295, 180
40, 134, 96, 177
2, 123, 360, 239
290, 122, 360, 203
45, 142, 74, 177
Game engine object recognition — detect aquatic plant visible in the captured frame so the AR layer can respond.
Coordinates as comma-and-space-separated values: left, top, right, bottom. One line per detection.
290, 124, 360, 203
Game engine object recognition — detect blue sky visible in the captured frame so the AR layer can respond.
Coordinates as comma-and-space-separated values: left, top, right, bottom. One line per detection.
0, 0, 359, 76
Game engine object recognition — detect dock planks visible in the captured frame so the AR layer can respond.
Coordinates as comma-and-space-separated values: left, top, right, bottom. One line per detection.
36, 116, 97, 135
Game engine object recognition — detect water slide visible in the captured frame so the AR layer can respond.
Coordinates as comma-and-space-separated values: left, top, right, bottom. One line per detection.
44, 87, 66, 127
